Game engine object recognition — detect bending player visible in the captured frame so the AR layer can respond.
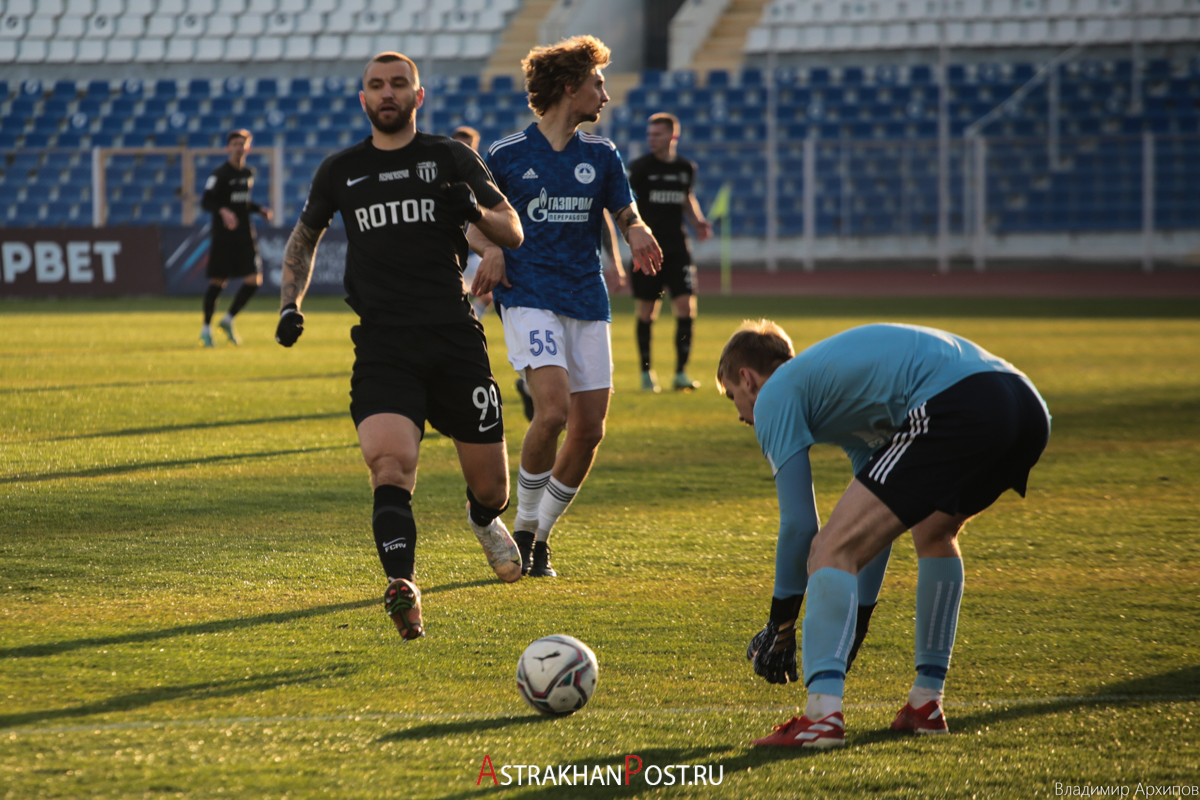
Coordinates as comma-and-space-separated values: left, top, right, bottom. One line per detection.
626, 113, 711, 392
718, 321, 1049, 747
199, 129, 272, 346
467, 35, 662, 578
276, 52, 525, 642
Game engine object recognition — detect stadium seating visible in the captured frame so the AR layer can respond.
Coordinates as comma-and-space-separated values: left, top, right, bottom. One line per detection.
747, 0, 1200, 54
1, 57, 1198, 235
0, 0, 519, 65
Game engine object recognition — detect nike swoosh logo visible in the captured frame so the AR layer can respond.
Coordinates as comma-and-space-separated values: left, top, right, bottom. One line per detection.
478, 421, 500, 432
347, 176, 369, 186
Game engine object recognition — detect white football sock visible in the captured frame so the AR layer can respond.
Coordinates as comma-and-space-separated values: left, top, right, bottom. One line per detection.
515, 466, 551, 533
908, 685, 944, 708
805, 692, 843, 720
535, 477, 577, 543
221, 313, 233, 324
201, 324, 212, 335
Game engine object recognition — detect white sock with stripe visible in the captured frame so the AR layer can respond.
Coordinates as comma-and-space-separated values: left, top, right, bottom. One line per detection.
515, 467, 551, 533
534, 477, 578, 543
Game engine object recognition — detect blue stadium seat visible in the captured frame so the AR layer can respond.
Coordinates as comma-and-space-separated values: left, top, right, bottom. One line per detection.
46, 201, 77, 223
255, 78, 279, 97
107, 200, 138, 223
188, 79, 211, 98
285, 130, 310, 146
910, 66, 933, 85
86, 80, 111, 99
52, 80, 78, 99
154, 80, 178, 98
24, 132, 50, 147
491, 75, 514, 92
57, 132, 84, 148
12, 202, 44, 225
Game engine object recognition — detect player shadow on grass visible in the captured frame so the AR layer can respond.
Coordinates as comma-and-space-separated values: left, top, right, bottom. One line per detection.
378, 713, 551, 743
847, 664, 1200, 748
0, 443, 359, 484
0, 665, 355, 730
0, 372, 349, 397
0, 598, 377, 660
37, 411, 347, 443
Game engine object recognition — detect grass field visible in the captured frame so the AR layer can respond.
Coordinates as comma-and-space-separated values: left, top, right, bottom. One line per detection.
2, 295, 1198, 799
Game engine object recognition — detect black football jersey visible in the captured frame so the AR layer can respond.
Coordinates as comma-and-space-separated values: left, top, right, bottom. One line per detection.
300, 133, 506, 326
201, 161, 261, 262
627, 153, 696, 256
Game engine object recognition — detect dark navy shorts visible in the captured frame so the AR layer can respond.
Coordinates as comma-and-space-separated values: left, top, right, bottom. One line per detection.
857, 371, 1050, 529
349, 320, 504, 444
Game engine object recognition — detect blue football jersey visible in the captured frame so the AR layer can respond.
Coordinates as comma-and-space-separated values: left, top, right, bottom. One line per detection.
485, 123, 635, 322
753, 323, 1044, 476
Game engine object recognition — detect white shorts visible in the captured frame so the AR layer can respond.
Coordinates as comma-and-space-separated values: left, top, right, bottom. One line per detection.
502, 306, 613, 393
462, 251, 482, 291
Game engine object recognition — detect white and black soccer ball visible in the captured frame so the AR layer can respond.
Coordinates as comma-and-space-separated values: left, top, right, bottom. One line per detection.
516, 634, 599, 716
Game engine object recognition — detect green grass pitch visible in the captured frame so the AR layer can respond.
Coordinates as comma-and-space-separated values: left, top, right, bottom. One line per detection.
2, 295, 1197, 799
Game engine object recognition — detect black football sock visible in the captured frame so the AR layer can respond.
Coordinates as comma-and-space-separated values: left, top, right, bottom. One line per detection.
373, 484, 417, 581
845, 602, 878, 673
225, 282, 259, 317
466, 486, 508, 528
203, 284, 222, 325
675, 316, 694, 374
636, 319, 652, 372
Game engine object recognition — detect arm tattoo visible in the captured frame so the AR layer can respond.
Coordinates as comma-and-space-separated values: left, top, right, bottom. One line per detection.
614, 205, 641, 237
280, 220, 324, 307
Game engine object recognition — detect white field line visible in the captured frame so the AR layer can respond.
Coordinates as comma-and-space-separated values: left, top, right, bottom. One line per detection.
5, 693, 1198, 738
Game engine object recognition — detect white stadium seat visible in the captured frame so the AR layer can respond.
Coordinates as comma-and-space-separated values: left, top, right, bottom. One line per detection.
84, 13, 116, 36
194, 35, 223, 58
176, 13, 205, 35
26, 14, 51, 34
7, 0, 33, 14
133, 35, 163, 59
294, 10, 321, 32
47, 38, 75, 60
146, 13, 175, 35
57, 14, 85, 34
77, 37, 105, 58
35, 0, 66, 14
246, 0, 273, 13
165, 37, 195, 60
64, 0, 93, 15
401, 30, 425, 56
341, 31, 371, 57
283, 33, 310, 57
216, 0, 244, 12
102, 35, 131, 58
17, 37, 47, 59
354, 9, 383, 30
234, 12, 263, 34
312, 32, 341, 57
205, 14, 231, 33
223, 35, 251, 57
251, 34, 281, 58
114, 12, 142, 34
324, 11, 350, 31
265, 10, 295, 32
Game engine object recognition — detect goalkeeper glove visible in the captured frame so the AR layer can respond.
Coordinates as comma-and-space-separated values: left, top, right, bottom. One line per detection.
747, 620, 799, 685
275, 303, 305, 347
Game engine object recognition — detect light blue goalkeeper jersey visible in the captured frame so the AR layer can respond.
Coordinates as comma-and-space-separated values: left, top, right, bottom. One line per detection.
485, 123, 635, 322
753, 323, 1038, 477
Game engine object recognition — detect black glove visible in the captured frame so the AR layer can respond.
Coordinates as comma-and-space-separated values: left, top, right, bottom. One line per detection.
440, 181, 483, 224
275, 303, 305, 347
747, 620, 799, 685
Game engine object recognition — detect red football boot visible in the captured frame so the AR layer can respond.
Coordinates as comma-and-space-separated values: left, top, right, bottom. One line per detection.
752, 712, 846, 748
891, 700, 950, 735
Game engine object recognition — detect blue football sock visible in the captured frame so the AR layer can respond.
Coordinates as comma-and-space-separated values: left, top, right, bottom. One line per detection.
802, 567, 859, 696
914, 556, 965, 690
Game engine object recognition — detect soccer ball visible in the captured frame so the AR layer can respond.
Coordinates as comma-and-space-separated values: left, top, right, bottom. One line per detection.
515, 634, 599, 716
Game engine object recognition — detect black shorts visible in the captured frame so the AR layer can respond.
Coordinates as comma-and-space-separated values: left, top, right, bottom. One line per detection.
630, 251, 696, 301
206, 245, 261, 279
349, 321, 504, 444
857, 371, 1050, 529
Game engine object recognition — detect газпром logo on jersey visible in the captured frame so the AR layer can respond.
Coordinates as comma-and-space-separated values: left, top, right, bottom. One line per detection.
526, 188, 593, 223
